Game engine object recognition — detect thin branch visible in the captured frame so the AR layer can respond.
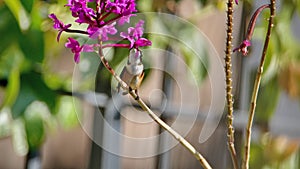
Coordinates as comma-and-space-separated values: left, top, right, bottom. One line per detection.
99, 15, 122, 27
102, 43, 130, 48
65, 29, 89, 35
245, 4, 271, 41
97, 39, 212, 169
128, 91, 212, 169
224, 1, 239, 169
241, 1, 276, 169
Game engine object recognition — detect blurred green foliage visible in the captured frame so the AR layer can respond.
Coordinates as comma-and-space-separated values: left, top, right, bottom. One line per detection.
252, 0, 300, 122
0, 0, 299, 168
0, 0, 210, 157
0, 0, 81, 155
250, 134, 300, 169
246, 0, 300, 167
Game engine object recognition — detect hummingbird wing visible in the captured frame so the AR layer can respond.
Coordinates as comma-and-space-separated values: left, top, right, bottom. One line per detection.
136, 71, 144, 89
117, 67, 126, 93
117, 67, 132, 95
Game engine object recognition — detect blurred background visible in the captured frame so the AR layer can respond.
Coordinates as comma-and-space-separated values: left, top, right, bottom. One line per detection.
0, 0, 300, 169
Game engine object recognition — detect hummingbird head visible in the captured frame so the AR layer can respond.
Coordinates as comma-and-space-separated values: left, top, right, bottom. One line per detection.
128, 48, 142, 65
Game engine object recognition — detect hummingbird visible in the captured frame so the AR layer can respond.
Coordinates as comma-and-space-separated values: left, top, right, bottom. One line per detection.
117, 48, 144, 99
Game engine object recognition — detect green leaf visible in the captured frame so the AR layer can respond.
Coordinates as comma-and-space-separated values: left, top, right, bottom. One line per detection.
20, 0, 35, 13
0, 108, 13, 138
12, 118, 28, 156
24, 101, 50, 150
25, 117, 44, 150
249, 143, 265, 169
262, 53, 279, 85
29, 0, 44, 30
179, 27, 209, 85
3, 0, 31, 31
255, 77, 280, 123
0, 45, 23, 108
2, 68, 20, 108
56, 96, 80, 129
0, 6, 21, 55
11, 84, 36, 118
18, 29, 44, 63
137, 0, 153, 12
298, 0, 300, 17
181, 45, 208, 85
12, 71, 57, 118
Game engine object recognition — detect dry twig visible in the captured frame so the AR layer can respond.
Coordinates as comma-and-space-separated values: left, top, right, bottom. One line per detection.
97, 39, 212, 169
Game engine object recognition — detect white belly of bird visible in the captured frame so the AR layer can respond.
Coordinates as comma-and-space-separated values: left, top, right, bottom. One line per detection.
126, 63, 144, 76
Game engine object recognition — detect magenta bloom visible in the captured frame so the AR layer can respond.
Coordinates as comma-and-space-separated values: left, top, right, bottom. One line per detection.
66, 0, 96, 24
75, 7, 96, 24
233, 40, 251, 56
50, 0, 151, 63
65, 38, 94, 63
87, 22, 118, 40
118, 14, 136, 25
135, 38, 152, 47
106, 0, 137, 16
49, 13, 72, 41
66, 0, 86, 17
235, 0, 238, 5
120, 20, 152, 49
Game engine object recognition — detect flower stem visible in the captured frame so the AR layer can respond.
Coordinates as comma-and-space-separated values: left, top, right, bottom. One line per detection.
241, 1, 275, 169
65, 29, 89, 35
225, 1, 239, 169
97, 38, 212, 169
102, 43, 130, 48
245, 4, 271, 41
98, 39, 127, 88
128, 91, 212, 169
99, 10, 113, 22
99, 15, 122, 27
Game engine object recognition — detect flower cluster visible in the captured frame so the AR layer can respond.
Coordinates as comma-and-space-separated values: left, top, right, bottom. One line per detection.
233, 40, 251, 56
120, 20, 152, 48
65, 37, 94, 63
49, 0, 151, 63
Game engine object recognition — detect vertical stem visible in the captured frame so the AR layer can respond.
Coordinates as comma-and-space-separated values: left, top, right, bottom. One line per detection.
225, 1, 239, 169
242, 1, 275, 169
